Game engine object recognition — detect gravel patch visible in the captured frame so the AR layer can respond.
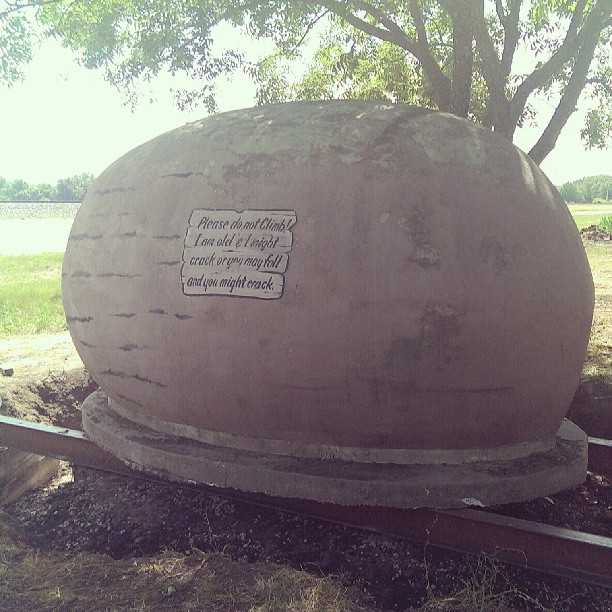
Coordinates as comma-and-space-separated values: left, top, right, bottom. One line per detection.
0, 201, 81, 219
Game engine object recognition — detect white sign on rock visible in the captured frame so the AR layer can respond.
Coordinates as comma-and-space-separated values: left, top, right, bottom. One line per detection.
181, 209, 297, 299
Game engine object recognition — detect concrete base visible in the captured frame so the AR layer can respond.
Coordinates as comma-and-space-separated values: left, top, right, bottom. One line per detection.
82, 391, 588, 509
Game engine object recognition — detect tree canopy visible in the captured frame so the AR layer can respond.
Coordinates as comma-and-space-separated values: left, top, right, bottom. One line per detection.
557, 174, 611, 202
0, 173, 94, 201
1, 1, 610, 164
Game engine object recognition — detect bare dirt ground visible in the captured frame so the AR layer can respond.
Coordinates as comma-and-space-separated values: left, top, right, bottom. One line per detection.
0, 332, 88, 428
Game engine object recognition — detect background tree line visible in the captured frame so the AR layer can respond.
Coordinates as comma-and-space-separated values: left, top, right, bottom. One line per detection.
1, 172, 608, 204
0, 173, 94, 202
557, 174, 612, 203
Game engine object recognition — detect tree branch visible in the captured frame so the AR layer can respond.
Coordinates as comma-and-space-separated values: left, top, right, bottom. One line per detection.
0, 0, 61, 18
468, 0, 513, 136
510, 0, 596, 123
319, 0, 418, 51
443, 1, 474, 117
585, 76, 612, 96
495, 0, 507, 27
529, 22, 602, 164
319, 0, 451, 109
287, 10, 329, 56
354, 0, 411, 41
406, 0, 452, 110
408, 0, 428, 44
499, 0, 522, 80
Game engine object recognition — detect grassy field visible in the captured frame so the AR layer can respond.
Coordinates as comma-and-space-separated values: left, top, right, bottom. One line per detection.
586, 244, 612, 290
567, 204, 612, 230
582, 244, 612, 378
0, 252, 65, 338
572, 213, 609, 229
567, 203, 612, 212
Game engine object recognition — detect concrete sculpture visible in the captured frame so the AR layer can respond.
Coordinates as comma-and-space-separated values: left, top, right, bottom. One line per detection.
63, 101, 594, 508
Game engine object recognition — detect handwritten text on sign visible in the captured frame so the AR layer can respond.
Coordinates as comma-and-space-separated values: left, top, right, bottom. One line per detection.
181, 209, 297, 299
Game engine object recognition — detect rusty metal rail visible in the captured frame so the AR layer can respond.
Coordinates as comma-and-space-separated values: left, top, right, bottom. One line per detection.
0, 414, 610, 587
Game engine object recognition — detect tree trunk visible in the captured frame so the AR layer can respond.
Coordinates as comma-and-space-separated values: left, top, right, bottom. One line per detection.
450, 6, 473, 117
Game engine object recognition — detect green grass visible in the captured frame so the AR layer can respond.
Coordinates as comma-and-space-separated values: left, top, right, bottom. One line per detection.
0, 252, 66, 338
567, 203, 612, 212
567, 203, 612, 229
567, 204, 612, 229
571, 213, 608, 229
586, 243, 612, 287
582, 244, 612, 378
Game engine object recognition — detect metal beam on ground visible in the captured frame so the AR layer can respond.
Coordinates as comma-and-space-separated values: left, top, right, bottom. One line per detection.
0, 414, 610, 587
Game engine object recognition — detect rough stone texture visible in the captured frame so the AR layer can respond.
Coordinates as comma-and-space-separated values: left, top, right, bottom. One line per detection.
82, 390, 589, 509
63, 101, 594, 456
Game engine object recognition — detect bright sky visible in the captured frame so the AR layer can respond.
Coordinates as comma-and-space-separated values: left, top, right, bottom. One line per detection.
0, 34, 609, 187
